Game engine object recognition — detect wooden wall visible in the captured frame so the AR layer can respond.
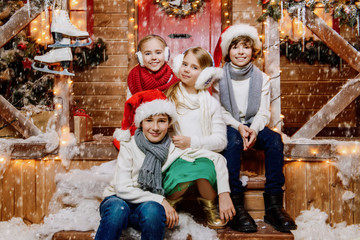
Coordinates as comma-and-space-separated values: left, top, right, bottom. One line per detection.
72, 0, 137, 134
0, 159, 104, 224
285, 161, 360, 224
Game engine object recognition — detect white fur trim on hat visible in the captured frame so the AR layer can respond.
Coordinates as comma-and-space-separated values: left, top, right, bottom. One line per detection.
220, 24, 262, 56
113, 128, 131, 142
172, 54, 184, 77
134, 99, 177, 127
195, 67, 223, 90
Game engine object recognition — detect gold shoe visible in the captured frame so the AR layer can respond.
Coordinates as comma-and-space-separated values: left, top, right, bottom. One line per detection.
197, 197, 227, 229
167, 197, 183, 209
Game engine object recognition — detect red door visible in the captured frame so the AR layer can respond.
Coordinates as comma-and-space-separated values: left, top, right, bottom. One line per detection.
138, 0, 221, 63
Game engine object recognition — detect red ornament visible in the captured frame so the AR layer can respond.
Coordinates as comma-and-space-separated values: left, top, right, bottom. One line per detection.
18, 43, 27, 50
262, 0, 270, 4
22, 58, 32, 70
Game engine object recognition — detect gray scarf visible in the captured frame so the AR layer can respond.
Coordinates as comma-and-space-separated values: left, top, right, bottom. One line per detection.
135, 128, 171, 195
219, 62, 263, 124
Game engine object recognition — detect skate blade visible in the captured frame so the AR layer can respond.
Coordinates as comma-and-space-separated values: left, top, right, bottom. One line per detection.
48, 38, 92, 48
32, 62, 75, 76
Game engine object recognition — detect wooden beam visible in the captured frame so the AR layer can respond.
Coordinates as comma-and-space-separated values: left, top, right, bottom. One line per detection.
291, 74, 360, 139
0, 2, 44, 48
264, 17, 281, 130
0, 96, 42, 138
304, 7, 360, 73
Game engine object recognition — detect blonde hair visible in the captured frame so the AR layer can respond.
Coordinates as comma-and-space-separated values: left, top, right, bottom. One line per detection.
165, 47, 213, 110
138, 35, 167, 52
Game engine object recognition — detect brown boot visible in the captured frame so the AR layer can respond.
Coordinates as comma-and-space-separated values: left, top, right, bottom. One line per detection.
197, 197, 227, 229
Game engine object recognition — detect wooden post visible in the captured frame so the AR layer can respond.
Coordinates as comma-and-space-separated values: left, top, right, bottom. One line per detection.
0, 96, 42, 138
53, 74, 71, 135
304, 7, 360, 73
264, 17, 282, 131
0, 2, 44, 48
292, 74, 360, 139
128, 0, 137, 70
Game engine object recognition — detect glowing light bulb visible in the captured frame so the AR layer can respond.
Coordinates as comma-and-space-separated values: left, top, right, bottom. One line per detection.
0, 157, 4, 162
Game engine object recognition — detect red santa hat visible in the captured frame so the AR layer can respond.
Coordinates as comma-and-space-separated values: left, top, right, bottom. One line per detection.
172, 49, 223, 90
214, 24, 262, 67
113, 89, 177, 142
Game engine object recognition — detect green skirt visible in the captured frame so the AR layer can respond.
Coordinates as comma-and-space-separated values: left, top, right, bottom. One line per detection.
163, 157, 217, 196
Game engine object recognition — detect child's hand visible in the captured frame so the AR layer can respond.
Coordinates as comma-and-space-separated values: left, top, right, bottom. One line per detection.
247, 128, 257, 149
218, 192, 235, 223
162, 199, 179, 229
172, 136, 191, 149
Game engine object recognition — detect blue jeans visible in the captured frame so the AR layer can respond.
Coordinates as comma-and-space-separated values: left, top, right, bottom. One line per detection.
95, 195, 166, 240
222, 126, 285, 195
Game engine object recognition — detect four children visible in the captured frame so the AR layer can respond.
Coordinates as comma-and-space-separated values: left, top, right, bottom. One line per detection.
98, 24, 297, 238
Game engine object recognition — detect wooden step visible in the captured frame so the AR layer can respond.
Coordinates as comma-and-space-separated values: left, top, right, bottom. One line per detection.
52, 221, 294, 240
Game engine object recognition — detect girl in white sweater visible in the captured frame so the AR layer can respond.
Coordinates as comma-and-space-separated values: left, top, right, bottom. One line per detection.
163, 47, 234, 229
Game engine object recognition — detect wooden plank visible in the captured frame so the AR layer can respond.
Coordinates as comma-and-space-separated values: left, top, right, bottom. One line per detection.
35, 160, 46, 223
14, 160, 23, 218
281, 95, 332, 109
98, 55, 128, 67
0, 96, 42, 138
2, 160, 15, 220
304, 7, 360, 73
11, 143, 47, 159
284, 143, 333, 160
23, 160, 36, 223
93, 0, 128, 13
244, 190, 264, 211
85, 109, 123, 126
282, 108, 356, 125
354, 177, 360, 224
73, 67, 128, 82
0, 4, 42, 48
306, 162, 330, 216
291, 75, 360, 139
93, 13, 128, 27
233, 0, 261, 12
281, 81, 344, 95
93, 27, 128, 40
73, 82, 127, 95
284, 162, 307, 220
73, 95, 125, 109
329, 165, 353, 224
104, 41, 129, 55
280, 65, 358, 81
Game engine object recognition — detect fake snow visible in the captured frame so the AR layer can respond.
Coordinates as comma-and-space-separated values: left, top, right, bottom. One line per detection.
292, 207, 360, 240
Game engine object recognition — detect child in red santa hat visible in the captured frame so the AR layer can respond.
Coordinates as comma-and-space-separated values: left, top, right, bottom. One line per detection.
113, 35, 179, 149
212, 24, 297, 233
96, 89, 234, 239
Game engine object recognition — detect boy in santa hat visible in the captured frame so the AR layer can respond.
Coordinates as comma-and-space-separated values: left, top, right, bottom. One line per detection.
95, 90, 234, 240
212, 24, 297, 233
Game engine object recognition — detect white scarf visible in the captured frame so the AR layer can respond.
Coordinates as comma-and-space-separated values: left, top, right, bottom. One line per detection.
173, 82, 212, 137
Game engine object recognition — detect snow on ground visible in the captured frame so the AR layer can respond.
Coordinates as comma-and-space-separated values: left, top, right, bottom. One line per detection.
292, 207, 360, 240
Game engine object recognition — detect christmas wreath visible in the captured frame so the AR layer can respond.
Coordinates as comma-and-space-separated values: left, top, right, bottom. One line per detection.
154, 0, 205, 18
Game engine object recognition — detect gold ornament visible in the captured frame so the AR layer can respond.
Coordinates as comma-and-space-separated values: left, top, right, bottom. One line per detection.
154, 0, 205, 18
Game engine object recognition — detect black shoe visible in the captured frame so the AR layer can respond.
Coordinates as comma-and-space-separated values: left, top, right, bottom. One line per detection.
229, 193, 257, 232
263, 192, 297, 232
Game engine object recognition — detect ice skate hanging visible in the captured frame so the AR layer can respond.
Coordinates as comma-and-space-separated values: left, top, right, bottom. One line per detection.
32, 38, 75, 76
154, 0, 205, 18
48, 10, 92, 48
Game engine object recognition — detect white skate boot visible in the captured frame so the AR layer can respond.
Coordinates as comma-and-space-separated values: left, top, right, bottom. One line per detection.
32, 39, 75, 76
49, 9, 91, 48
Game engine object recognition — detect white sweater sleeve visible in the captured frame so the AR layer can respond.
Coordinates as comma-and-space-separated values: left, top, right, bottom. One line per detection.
113, 142, 164, 204
249, 73, 271, 135
190, 98, 228, 152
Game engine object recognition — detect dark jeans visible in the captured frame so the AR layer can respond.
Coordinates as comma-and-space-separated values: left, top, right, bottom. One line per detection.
95, 195, 166, 240
222, 126, 285, 195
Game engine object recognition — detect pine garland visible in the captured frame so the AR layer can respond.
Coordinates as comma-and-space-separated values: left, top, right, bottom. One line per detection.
257, 0, 360, 27
280, 37, 360, 67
